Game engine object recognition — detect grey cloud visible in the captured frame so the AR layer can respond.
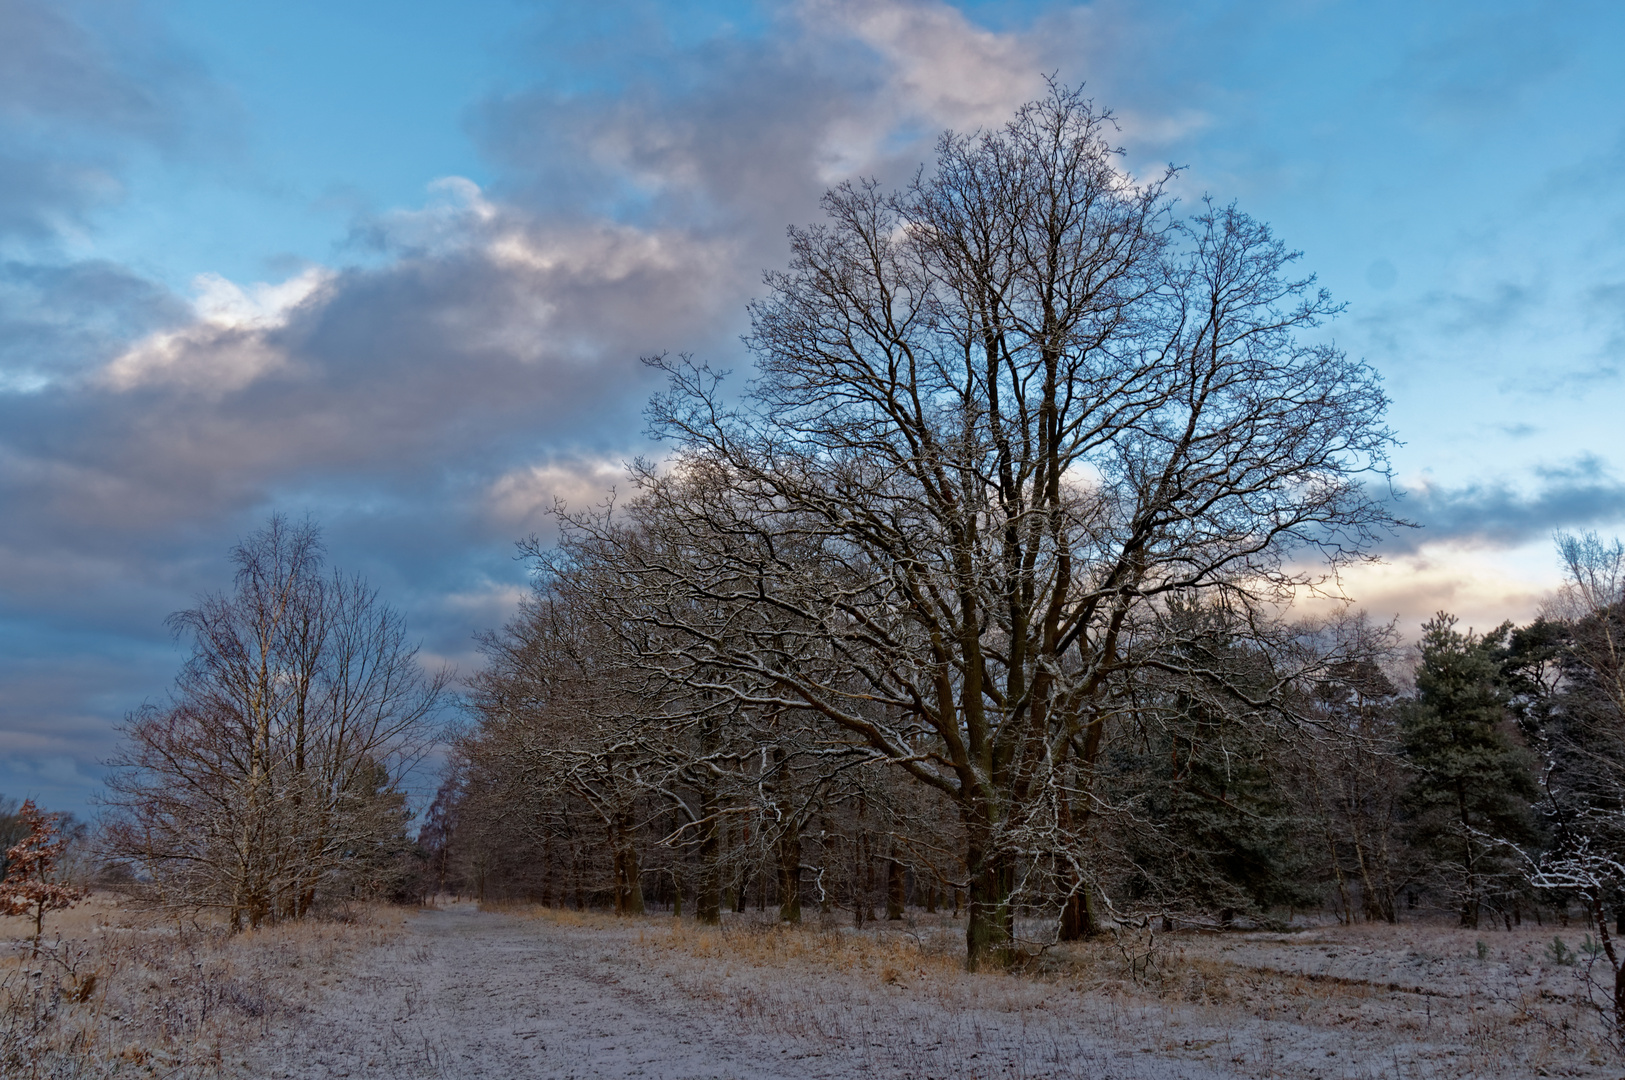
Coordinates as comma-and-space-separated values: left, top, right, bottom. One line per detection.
0, 0, 199, 134
1383, 466, 1625, 554
0, 259, 186, 379
1586, 282, 1625, 360
1430, 281, 1542, 336
473, 0, 1055, 243
0, 227, 727, 548
1387, 8, 1570, 126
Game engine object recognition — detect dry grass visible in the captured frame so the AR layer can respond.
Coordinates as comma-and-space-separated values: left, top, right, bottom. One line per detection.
504, 904, 1622, 1078
0, 893, 404, 1079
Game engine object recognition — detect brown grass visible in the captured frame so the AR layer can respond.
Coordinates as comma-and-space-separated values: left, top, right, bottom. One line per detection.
1, 893, 404, 1079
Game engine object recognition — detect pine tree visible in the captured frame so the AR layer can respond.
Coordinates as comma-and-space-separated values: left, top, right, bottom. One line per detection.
1400, 614, 1538, 927
1115, 697, 1320, 926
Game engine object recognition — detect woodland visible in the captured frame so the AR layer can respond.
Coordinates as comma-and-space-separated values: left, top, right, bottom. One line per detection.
16, 87, 1625, 1060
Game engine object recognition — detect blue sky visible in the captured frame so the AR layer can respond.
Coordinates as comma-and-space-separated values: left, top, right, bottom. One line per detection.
3, 0, 1624, 818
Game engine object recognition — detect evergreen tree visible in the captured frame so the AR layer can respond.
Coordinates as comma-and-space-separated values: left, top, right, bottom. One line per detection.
1115, 700, 1320, 925
1110, 612, 1321, 926
1400, 614, 1538, 927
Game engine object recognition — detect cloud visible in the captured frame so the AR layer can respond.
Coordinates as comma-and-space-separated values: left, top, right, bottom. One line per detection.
10, 0, 1072, 572
1386, 7, 1570, 126
1, 182, 740, 555
1384, 461, 1625, 554
811, 0, 1047, 138
471, 0, 1063, 237
101, 268, 333, 394
1, 0, 1375, 817
1322, 544, 1557, 637
485, 457, 631, 533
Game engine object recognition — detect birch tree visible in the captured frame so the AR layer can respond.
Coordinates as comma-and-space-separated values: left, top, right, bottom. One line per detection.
105, 515, 446, 927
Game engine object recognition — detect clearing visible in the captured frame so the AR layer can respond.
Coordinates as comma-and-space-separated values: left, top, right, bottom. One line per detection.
6, 899, 1618, 1079
249, 904, 1614, 1079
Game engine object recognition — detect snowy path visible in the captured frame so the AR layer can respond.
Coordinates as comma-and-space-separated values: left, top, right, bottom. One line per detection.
248, 905, 1232, 1080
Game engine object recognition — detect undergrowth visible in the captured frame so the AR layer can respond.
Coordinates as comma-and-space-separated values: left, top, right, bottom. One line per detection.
0, 894, 401, 1079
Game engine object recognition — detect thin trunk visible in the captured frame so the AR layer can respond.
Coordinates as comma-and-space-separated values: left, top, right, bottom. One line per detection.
1458, 782, 1478, 929
1060, 882, 1093, 940
778, 822, 801, 923
1588, 894, 1625, 1029
696, 716, 722, 924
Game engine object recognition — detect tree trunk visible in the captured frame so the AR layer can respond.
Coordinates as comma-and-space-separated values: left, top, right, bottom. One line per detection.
1060, 882, 1095, 941
696, 807, 721, 924
965, 843, 1013, 971
777, 821, 802, 924
612, 813, 645, 915
1458, 783, 1479, 929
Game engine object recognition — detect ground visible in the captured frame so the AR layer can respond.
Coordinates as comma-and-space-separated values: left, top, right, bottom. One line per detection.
4, 897, 1619, 1078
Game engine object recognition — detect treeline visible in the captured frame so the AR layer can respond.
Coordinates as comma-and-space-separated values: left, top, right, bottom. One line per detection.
407, 86, 1625, 976
93, 85, 1625, 1016
423, 542, 1623, 943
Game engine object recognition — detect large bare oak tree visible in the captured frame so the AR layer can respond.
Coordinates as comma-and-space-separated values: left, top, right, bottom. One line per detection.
555, 86, 1398, 967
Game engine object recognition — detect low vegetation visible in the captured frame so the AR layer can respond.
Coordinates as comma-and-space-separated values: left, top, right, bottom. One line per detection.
0, 894, 399, 1079
494, 903, 1622, 1078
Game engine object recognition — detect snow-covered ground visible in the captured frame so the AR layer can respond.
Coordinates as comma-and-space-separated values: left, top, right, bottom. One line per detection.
245, 904, 1616, 1080
9, 897, 1613, 1079
249, 904, 1234, 1080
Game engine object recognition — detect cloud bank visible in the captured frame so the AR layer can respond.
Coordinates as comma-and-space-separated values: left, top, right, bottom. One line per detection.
0, 0, 1070, 813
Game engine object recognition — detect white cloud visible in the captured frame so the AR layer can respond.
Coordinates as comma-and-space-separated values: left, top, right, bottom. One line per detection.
1300, 538, 1562, 637
485, 457, 631, 531
817, 0, 1044, 128
363, 175, 498, 255
800, 0, 1047, 183
101, 266, 332, 394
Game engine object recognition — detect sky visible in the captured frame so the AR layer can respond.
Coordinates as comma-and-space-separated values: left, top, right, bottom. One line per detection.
3, 0, 1624, 820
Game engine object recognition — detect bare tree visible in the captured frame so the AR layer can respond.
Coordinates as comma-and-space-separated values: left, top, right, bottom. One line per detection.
1531, 533, 1625, 1025
556, 85, 1397, 967
105, 515, 447, 928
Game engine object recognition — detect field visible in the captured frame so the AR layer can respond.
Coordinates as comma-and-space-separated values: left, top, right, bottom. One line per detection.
4, 896, 1618, 1078
0, 895, 400, 1078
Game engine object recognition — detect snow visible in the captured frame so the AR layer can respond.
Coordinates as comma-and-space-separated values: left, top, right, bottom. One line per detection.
249, 904, 1235, 1079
